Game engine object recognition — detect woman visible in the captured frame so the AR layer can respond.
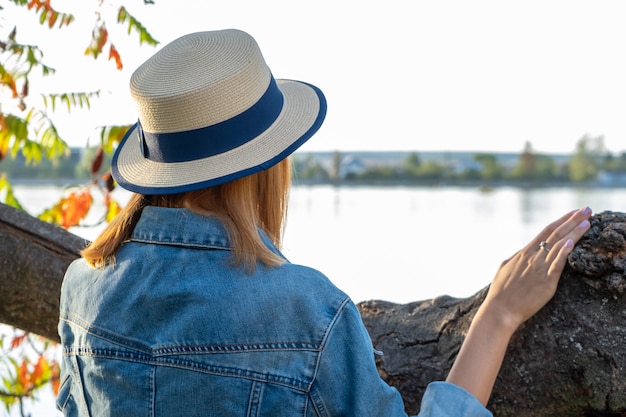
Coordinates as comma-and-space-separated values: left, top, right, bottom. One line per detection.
56, 29, 592, 416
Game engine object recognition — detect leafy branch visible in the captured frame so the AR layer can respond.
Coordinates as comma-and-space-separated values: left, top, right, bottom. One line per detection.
26, 0, 75, 29
0, 331, 61, 416
42, 90, 101, 112
0, 2, 157, 411
85, 5, 159, 70
117, 6, 158, 46
1, 111, 69, 163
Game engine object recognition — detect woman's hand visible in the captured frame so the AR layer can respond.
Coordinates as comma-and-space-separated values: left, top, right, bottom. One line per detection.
480, 205, 592, 333
446, 207, 592, 406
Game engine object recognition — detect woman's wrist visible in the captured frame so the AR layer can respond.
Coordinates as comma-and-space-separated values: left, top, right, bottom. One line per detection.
474, 297, 524, 339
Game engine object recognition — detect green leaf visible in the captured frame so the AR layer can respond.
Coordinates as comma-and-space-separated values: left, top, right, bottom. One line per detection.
39, 9, 47, 25
117, 6, 158, 47
42, 91, 100, 112
0, 111, 69, 163
40, 62, 55, 76
1, 115, 29, 157
9, 134, 22, 158
99, 124, 132, 154
22, 139, 43, 164
10, 0, 29, 7
62, 93, 72, 111
0, 176, 25, 211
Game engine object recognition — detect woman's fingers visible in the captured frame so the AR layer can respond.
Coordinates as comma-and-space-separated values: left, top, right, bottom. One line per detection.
533, 206, 592, 252
484, 207, 593, 330
547, 238, 575, 279
538, 206, 592, 279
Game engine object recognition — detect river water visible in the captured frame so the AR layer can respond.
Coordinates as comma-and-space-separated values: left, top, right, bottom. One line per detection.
7, 183, 626, 415
12, 183, 626, 303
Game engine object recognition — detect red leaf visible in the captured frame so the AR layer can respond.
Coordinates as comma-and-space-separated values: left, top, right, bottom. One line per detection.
11, 333, 28, 349
101, 171, 115, 192
18, 361, 32, 389
91, 147, 104, 175
60, 190, 93, 228
97, 25, 109, 52
51, 361, 61, 394
109, 44, 123, 70
48, 10, 58, 27
31, 356, 46, 383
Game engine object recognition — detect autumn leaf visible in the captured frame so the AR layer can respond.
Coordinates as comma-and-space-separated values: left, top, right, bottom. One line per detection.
26, 0, 39, 11
60, 189, 93, 228
12, 356, 51, 392
50, 361, 61, 395
26, 0, 73, 29
17, 360, 32, 390
0, 115, 6, 161
85, 24, 108, 59
10, 333, 28, 349
90, 146, 104, 176
48, 10, 58, 27
109, 44, 123, 70
21, 79, 29, 97
30, 356, 47, 385
0, 65, 19, 98
104, 195, 121, 223
102, 171, 115, 192
97, 25, 108, 52
39, 188, 93, 229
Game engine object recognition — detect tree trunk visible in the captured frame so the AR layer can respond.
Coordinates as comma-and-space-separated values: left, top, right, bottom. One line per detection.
1, 202, 625, 416
0, 203, 87, 342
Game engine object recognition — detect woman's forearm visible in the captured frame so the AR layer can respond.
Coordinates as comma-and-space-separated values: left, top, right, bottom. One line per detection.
445, 305, 517, 405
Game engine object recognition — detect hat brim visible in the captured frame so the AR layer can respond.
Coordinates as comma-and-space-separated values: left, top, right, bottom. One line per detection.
111, 79, 326, 195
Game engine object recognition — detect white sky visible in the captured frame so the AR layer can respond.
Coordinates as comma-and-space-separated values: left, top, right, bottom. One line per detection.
3, 0, 626, 154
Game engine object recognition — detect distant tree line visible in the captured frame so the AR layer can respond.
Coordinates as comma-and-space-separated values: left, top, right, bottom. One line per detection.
0, 147, 109, 181
293, 135, 626, 186
3, 135, 626, 186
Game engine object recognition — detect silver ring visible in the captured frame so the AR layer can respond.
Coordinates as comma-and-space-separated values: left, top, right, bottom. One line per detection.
539, 241, 550, 253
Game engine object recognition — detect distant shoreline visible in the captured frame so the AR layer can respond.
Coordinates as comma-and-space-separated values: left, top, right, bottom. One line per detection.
8, 178, 88, 187
292, 178, 626, 189
8, 177, 626, 190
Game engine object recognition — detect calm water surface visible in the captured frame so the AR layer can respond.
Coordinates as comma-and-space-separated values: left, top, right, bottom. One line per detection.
13, 184, 626, 303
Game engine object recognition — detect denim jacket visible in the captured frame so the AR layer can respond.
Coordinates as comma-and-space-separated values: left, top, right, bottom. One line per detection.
57, 206, 491, 417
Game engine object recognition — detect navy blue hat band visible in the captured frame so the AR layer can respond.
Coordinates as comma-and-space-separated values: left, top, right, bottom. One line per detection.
138, 76, 284, 163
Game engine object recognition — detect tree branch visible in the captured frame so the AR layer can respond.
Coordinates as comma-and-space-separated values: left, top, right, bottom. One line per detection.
1, 203, 625, 416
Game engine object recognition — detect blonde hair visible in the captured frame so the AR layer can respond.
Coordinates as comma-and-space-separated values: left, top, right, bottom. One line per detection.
82, 158, 291, 272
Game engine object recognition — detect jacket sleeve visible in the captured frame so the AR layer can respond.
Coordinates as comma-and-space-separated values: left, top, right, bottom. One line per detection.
309, 299, 492, 417
418, 382, 493, 417
308, 298, 409, 416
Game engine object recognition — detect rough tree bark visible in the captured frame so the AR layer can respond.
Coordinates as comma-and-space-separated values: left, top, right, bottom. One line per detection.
0, 202, 624, 416
0, 203, 87, 341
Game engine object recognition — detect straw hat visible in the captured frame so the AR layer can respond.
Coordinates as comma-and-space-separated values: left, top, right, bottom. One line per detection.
111, 29, 326, 194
